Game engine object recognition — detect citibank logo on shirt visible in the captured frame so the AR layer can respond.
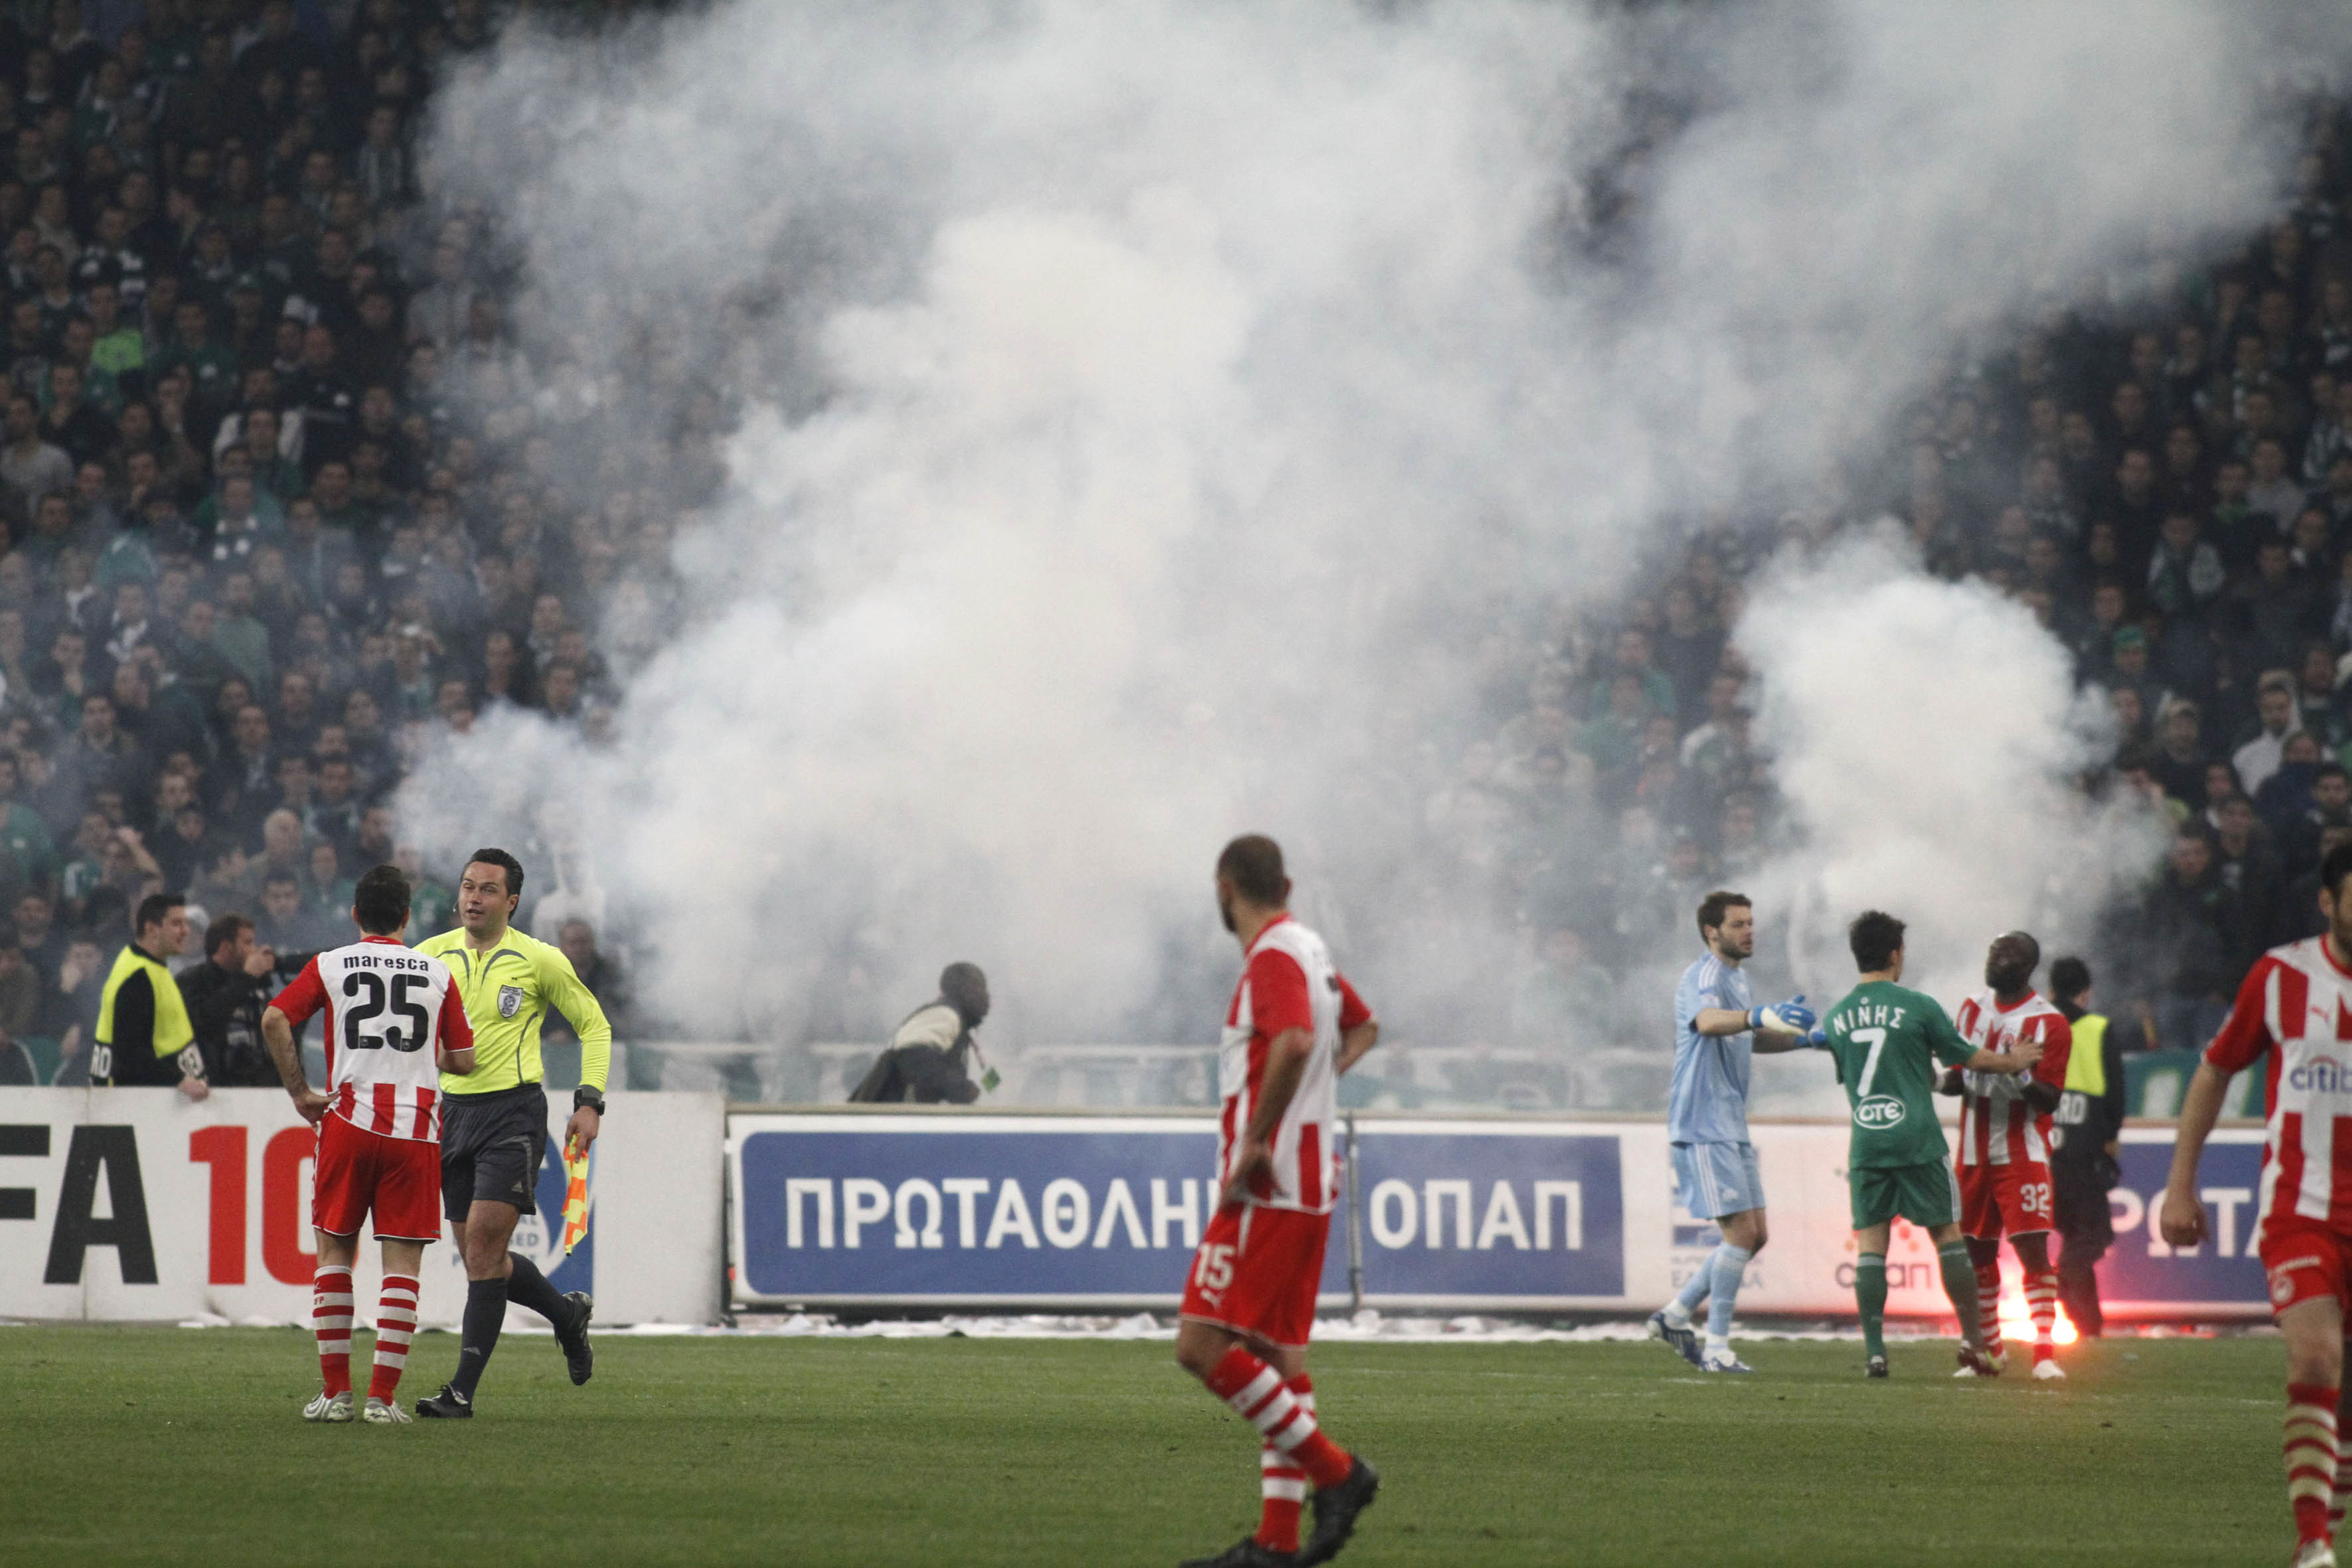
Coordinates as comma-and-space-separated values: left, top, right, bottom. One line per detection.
1855, 1096, 1906, 1129
2288, 1056, 2352, 1096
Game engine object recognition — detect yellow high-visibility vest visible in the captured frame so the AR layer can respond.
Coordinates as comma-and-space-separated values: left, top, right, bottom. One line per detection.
2065, 1012, 2107, 1098
96, 943, 194, 1059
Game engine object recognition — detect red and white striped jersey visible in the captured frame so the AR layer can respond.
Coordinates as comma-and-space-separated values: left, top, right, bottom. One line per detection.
1952, 988, 2072, 1169
2207, 937, 2352, 1235
1217, 914, 1372, 1215
270, 935, 474, 1144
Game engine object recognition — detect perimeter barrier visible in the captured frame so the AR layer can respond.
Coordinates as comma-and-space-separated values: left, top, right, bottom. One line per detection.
0, 1088, 723, 1328
723, 1106, 2267, 1320
0, 1091, 2267, 1324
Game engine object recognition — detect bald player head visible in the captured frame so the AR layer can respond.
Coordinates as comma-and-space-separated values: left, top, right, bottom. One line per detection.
1984, 931, 2041, 1001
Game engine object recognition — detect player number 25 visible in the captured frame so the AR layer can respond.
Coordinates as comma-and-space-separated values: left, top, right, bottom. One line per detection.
341, 971, 434, 1054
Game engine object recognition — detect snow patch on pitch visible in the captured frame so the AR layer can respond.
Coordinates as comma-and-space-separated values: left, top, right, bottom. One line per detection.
135, 1312, 2267, 1338
625, 1310, 2250, 1342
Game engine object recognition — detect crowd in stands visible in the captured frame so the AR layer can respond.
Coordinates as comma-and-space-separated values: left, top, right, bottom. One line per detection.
0, 1, 2338, 1104
1486, 92, 2352, 1087
0, 0, 647, 1085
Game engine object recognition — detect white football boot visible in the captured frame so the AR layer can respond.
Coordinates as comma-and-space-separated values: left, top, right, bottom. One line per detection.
2292, 1539, 2337, 1568
303, 1389, 354, 1423
363, 1397, 411, 1424
2032, 1358, 2067, 1381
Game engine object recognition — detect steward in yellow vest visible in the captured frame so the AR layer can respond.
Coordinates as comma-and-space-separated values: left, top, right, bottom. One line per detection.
2048, 955, 2126, 1336
92, 894, 208, 1098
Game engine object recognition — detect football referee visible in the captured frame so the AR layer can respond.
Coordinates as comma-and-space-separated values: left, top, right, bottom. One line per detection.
414, 848, 612, 1419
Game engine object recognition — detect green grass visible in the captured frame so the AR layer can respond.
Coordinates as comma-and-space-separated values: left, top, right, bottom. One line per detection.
0, 1326, 2300, 1567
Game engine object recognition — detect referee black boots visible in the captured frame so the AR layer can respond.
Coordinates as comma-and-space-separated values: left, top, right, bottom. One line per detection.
556, 1291, 595, 1385
415, 1384, 473, 1419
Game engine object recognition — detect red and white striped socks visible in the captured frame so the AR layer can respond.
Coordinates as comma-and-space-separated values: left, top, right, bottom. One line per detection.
1256, 1375, 1314, 1553
2333, 1387, 2352, 1537
1974, 1263, 2002, 1345
1205, 1346, 1352, 1491
368, 1275, 420, 1405
312, 1265, 354, 1397
2025, 1269, 2059, 1363
2288, 1381, 2339, 1547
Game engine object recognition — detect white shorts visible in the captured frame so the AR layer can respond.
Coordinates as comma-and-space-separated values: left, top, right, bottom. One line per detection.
1674, 1140, 1764, 1221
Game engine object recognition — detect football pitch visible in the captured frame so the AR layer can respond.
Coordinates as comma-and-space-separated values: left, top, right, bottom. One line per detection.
0, 1326, 2294, 1567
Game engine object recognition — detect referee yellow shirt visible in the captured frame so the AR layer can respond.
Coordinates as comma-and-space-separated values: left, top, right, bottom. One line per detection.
418, 924, 613, 1096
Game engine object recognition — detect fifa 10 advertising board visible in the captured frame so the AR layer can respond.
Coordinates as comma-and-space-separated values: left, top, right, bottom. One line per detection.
0, 1088, 722, 1326
732, 1110, 2272, 1318
728, 1114, 1626, 1309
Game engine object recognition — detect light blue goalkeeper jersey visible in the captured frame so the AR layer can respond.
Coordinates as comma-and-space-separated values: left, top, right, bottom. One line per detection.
1669, 951, 1754, 1144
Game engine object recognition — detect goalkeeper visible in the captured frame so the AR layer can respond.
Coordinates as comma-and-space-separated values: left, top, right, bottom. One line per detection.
1815, 910, 2043, 1379
1648, 891, 1818, 1374
412, 848, 612, 1420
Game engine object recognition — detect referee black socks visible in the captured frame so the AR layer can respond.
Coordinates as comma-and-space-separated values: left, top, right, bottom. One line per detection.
451, 1276, 508, 1399
505, 1254, 568, 1326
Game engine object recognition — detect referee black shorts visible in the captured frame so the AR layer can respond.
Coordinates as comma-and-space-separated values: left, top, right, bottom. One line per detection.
439, 1082, 549, 1223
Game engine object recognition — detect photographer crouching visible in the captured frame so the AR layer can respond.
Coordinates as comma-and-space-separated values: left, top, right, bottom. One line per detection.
850, 963, 993, 1105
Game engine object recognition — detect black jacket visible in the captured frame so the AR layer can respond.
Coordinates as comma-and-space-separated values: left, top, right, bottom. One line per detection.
848, 1000, 980, 1105
177, 957, 277, 1087
848, 1044, 979, 1105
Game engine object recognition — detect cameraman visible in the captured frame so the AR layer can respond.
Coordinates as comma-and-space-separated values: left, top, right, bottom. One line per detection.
2048, 956, 2128, 1338
178, 912, 289, 1088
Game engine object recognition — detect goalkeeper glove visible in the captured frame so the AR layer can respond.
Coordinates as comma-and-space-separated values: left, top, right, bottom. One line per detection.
1749, 994, 1815, 1035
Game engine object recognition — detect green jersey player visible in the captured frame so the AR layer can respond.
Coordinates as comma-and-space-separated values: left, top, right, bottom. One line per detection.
1816, 910, 2045, 1379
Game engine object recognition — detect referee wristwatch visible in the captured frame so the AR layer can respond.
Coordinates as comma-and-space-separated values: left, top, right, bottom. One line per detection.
574, 1087, 606, 1115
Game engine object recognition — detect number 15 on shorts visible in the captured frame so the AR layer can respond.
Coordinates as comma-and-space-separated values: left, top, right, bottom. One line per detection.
1193, 1243, 1235, 1298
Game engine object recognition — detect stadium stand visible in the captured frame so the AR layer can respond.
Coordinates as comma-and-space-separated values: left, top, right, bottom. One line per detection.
0, 0, 668, 1083
1449, 92, 2352, 1101
0, 4, 2341, 1109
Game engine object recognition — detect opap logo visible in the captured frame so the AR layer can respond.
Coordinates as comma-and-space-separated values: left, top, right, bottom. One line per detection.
1855, 1096, 1905, 1129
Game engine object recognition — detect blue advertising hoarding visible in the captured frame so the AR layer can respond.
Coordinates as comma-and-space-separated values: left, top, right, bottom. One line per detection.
1344, 1123, 1624, 1304
2102, 1127, 2266, 1314
726, 1113, 2270, 1317
734, 1116, 1235, 1306
729, 1113, 1628, 1310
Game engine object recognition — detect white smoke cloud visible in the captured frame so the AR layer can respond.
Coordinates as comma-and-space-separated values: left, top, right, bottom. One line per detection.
1729, 527, 2168, 1111
402, 1, 2335, 1063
